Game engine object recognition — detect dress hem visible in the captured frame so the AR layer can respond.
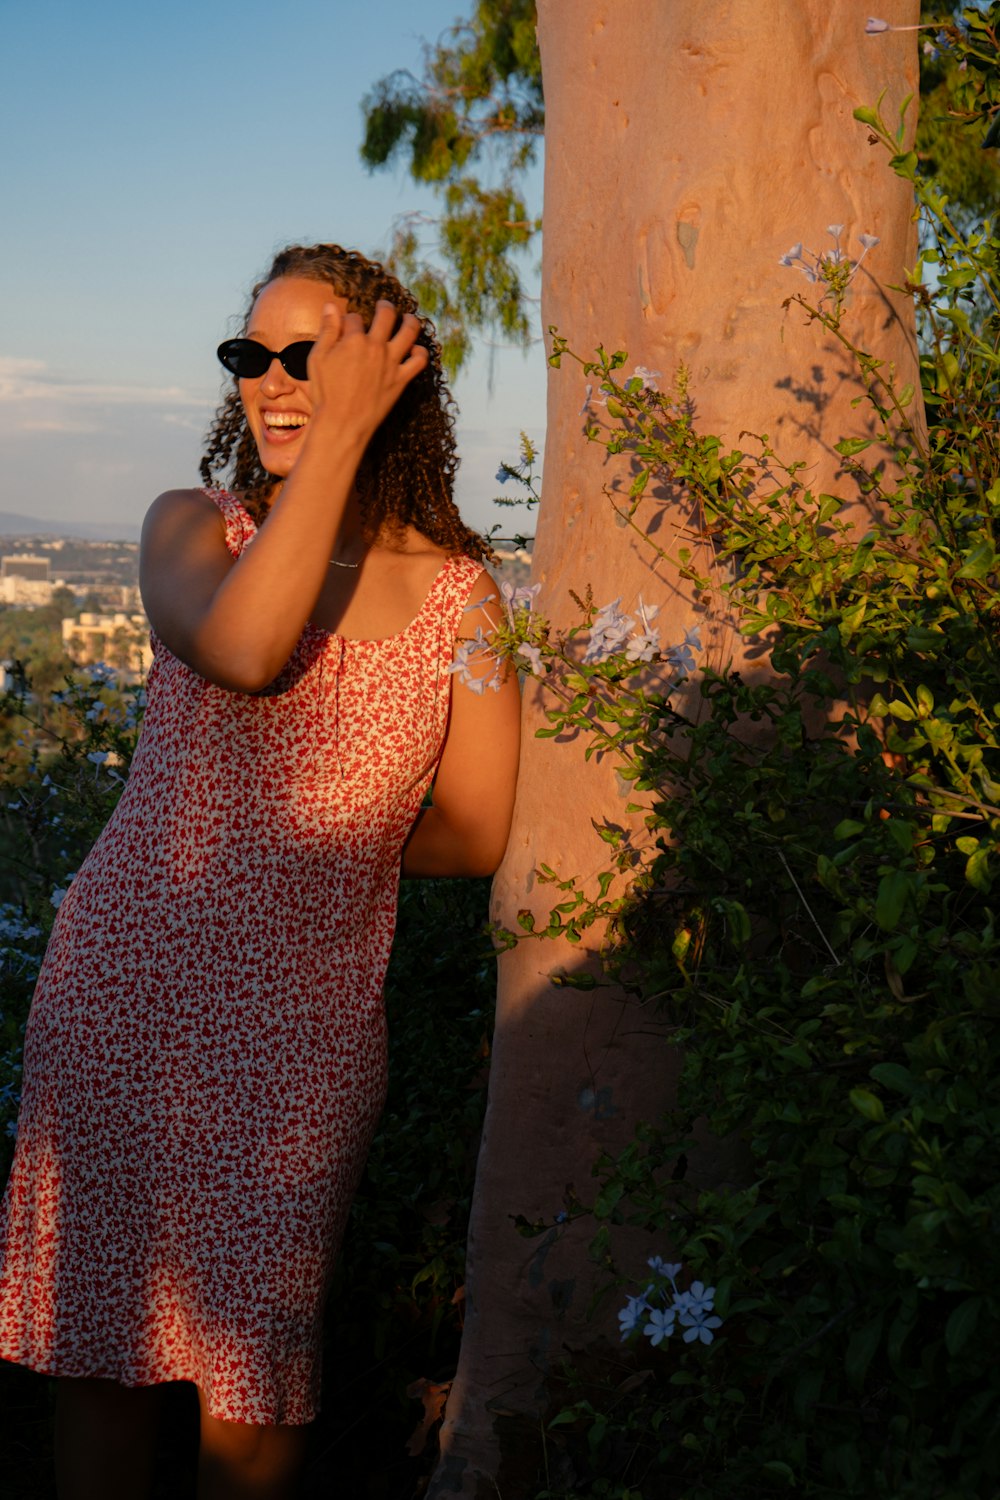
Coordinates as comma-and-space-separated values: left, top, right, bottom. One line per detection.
0, 1348, 318, 1426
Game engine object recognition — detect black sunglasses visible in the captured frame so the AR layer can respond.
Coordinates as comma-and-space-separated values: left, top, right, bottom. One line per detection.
217, 338, 314, 381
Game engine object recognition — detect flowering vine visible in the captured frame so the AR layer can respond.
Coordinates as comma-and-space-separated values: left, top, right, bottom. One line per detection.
619, 1257, 724, 1348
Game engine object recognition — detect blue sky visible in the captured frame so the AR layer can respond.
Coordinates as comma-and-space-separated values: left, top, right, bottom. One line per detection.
1, 0, 544, 538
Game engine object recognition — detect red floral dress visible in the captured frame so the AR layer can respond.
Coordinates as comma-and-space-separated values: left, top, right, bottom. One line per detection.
0, 490, 484, 1424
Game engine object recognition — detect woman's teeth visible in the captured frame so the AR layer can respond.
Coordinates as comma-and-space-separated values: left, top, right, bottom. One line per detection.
263, 413, 308, 429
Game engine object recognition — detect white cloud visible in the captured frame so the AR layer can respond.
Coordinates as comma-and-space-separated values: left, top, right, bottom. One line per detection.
0, 354, 211, 417
17, 416, 101, 434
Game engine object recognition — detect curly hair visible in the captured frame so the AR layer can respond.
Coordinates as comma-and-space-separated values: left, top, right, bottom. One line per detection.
200, 243, 488, 561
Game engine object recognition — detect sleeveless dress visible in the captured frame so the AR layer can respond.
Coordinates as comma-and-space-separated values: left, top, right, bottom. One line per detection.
0, 490, 485, 1424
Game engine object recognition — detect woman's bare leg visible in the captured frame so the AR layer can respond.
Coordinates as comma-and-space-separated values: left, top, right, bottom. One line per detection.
55, 1377, 161, 1500
196, 1387, 308, 1500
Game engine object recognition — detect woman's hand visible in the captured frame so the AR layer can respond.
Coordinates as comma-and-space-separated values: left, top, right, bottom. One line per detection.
305, 300, 429, 449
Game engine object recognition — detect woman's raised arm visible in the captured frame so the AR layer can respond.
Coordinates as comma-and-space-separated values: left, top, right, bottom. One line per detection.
140, 298, 427, 692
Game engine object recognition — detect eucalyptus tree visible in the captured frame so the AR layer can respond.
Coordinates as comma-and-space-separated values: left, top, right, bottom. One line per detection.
358, 4, 996, 1496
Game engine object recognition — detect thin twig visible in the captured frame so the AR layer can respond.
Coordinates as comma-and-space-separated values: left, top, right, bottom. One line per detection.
769, 1299, 859, 1382
777, 851, 841, 966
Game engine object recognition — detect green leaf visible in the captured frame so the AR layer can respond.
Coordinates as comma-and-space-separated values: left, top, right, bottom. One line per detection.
840, 600, 867, 639
672, 927, 692, 962
885, 820, 914, 856
849, 1088, 886, 1123
966, 846, 992, 891
832, 1441, 862, 1491
726, 900, 751, 946
761, 1460, 797, 1485
835, 437, 873, 457
870, 1063, 916, 1095
845, 1310, 884, 1388
946, 1296, 984, 1356
875, 868, 911, 930
955, 541, 996, 579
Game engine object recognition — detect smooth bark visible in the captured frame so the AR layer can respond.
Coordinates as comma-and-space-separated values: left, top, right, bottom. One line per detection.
432, 5, 920, 1493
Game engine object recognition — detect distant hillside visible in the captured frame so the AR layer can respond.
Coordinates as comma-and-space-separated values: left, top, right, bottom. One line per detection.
0, 511, 140, 542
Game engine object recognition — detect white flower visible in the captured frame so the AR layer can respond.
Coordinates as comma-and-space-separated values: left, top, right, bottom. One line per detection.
682, 1312, 723, 1345
584, 598, 634, 664
50, 882, 72, 910
500, 580, 541, 625
858, 233, 880, 250
643, 1307, 677, 1347
625, 596, 662, 662
86, 751, 109, 767
518, 642, 544, 675
647, 1256, 682, 1281
666, 626, 702, 679
865, 17, 890, 33
449, 628, 501, 695
618, 1292, 652, 1339
633, 365, 662, 392
677, 1278, 716, 1314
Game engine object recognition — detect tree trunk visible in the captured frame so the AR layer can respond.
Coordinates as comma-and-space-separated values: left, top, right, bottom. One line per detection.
431, 4, 920, 1494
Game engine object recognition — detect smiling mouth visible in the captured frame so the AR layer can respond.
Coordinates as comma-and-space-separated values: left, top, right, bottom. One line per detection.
263, 413, 309, 431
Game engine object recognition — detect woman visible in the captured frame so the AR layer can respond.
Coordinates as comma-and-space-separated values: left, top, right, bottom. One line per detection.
0, 244, 520, 1498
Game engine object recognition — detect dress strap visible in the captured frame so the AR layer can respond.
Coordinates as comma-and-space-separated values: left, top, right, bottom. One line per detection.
423, 555, 492, 640
202, 488, 258, 560
408, 555, 494, 687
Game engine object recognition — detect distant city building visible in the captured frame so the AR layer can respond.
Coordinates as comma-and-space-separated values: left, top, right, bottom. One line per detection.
0, 551, 68, 605
62, 612, 152, 677
0, 576, 62, 606
2, 553, 51, 582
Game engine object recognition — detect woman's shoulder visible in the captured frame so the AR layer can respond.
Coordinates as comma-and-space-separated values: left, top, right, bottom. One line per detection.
142, 487, 223, 535
141, 487, 251, 565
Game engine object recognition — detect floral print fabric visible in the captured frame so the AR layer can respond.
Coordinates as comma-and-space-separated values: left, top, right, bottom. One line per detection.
0, 490, 483, 1423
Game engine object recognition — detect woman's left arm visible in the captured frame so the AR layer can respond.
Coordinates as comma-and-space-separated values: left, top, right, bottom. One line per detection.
402, 575, 521, 878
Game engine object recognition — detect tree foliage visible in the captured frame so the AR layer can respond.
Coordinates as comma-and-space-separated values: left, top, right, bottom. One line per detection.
916, 2, 1000, 254
360, 0, 541, 373
361, 2, 1000, 373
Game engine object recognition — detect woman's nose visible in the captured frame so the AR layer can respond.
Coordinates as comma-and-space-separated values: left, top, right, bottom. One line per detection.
260, 356, 295, 395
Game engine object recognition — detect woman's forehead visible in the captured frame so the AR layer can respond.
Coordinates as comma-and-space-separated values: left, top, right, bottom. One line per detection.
247, 277, 349, 332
